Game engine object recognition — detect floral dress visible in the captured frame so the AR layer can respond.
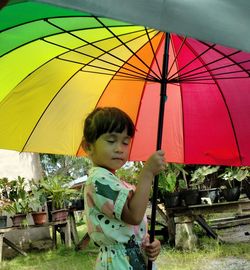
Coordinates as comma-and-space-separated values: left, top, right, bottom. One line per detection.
84, 167, 152, 270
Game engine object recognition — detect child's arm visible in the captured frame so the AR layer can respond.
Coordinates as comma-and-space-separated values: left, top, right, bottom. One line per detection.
121, 150, 165, 225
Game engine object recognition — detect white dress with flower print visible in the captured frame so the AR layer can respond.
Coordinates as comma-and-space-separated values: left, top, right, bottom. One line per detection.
84, 167, 152, 270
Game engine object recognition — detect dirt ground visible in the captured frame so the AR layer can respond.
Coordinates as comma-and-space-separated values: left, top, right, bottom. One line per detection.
203, 224, 250, 270
203, 257, 250, 270
195, 223, 250, 270
217, 223, 250, 243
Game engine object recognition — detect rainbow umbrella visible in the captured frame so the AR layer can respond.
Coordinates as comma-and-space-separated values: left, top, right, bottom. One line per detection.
1, 1, 250, 165
1, 2, 250, 262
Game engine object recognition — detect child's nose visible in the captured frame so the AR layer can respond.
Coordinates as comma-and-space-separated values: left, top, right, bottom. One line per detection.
115, 143, 124, 152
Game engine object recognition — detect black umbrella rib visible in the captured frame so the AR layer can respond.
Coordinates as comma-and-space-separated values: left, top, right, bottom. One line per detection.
167, 36, 187, 77
143, 28, 162, 77
175, 75, 249, 84
1, 18, 148, 69
200, 40, 250, 76
94, 16, 162, 81
45, 19, 158, 81
169, 39, 248, 82
178, 40, 250, 80
43, 38, 153, 82
59, 56, 155, 81
79, 61, 157, 82
20, 68, 83, 153
167, 40, 217, 81
2, 16, 157, 81
0, 15, 106, 57
0, 14, 101, 32
177, 69, 250, 83
80, 69, 156, 81
176, 57, 250, 82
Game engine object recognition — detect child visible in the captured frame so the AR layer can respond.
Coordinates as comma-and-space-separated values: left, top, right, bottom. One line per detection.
83, 107, 165, 270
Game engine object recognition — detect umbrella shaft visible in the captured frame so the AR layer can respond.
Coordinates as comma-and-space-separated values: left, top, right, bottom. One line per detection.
148, 33, 170, 270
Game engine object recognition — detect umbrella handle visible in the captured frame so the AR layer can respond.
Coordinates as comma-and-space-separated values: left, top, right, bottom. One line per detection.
148, 174, 159, 270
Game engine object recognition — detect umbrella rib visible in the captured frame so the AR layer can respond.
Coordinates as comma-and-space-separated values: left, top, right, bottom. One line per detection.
175, 58, 250, 83
176, 68, 250, 83
180, 57, 249, 81
144, 28, 162, 77
2, 15, 158, 81
167, 40, 217, 81
79, 69, 156, 82
0, 14, 97, 33
169, 39, 249, 82
20, 75, 79, 153
45, 18, 158, 81
94, 16, 162, 80
175, 75, 249, 83
200, 40, 250, 76
43, 38, 154, 81
168, 36, 187, 77
80, 70, 155, 82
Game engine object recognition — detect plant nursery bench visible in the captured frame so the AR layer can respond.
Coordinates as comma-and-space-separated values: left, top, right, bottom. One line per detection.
0, 220, 71, 262
159, 198, 250, 250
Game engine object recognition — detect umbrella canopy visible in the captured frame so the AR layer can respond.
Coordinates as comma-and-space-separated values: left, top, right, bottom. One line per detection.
20, 0, 250, 53
1, 1, 250, 166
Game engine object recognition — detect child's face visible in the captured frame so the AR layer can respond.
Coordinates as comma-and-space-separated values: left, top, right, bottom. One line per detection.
88, 128, 131, 172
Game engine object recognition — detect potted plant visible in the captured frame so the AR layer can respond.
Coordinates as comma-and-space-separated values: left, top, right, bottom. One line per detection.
190, 166, 220, 203
219, 166, 248, 201
5, 176, 32, 226
0, 198, 11, 228
29, 180, 48, 225
240, 167, 250, 199
0, 177, 11, 227
159, 163, 187, 208
69, 189, 85, 211
243, 178, 250, 199
41, 175, 77, 222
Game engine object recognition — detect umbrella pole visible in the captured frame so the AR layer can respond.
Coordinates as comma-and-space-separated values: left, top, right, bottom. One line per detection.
148, 33, 170, 270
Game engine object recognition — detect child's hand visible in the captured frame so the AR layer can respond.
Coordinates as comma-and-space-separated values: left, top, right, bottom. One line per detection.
143, 150, 165, 176
144, 238, 161, 261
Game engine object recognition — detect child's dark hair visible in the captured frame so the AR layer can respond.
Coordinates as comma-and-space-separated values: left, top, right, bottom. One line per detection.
84, 107, 135, 144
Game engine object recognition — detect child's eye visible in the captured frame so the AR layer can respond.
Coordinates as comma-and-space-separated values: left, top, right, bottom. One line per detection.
107, 140, 115, 143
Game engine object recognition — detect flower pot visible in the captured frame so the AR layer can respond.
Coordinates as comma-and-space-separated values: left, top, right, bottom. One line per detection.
181, 189, 200, 205
199, 188, 220, 203
70, 199, 84, 210
11, 213, 27, 226
221, 186, 240, 202
32, 211, 47, 225
51, 209, 69, 222
47, 200, 53, 222
243, 180, 250, 199
0, 215, 7, 228
163, 191, 181, 208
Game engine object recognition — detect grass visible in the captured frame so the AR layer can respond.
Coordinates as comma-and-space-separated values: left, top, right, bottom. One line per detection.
1, 225, 250, 270
157, 239, 250, 270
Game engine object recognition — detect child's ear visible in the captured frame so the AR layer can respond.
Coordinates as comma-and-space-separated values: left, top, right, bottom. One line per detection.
82, 139, 91, 152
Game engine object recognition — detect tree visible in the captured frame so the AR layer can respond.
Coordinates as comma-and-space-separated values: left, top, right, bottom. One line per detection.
40, 154, 91, 179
